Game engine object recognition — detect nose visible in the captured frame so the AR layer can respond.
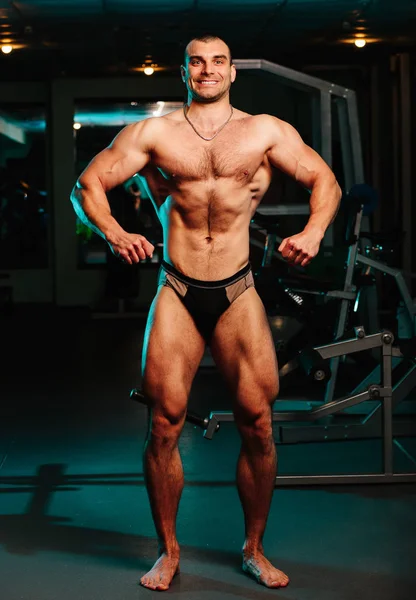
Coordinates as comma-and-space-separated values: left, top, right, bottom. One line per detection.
201, 62, 214, 76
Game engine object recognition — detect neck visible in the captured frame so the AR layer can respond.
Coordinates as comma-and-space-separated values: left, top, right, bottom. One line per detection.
185, 95, 232, 124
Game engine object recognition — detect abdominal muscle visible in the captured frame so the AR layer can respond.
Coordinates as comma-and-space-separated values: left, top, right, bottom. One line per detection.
158, 188, 257, 281
165, 221, 251, 281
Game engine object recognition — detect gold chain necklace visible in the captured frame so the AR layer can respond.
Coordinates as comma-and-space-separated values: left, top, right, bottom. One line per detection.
183, 103, 234, 141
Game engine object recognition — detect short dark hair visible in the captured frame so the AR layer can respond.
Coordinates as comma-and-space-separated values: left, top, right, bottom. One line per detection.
184, 35, 233, 65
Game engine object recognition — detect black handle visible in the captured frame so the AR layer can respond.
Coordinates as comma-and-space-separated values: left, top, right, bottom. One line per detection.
130, 388, 146, 404
184, 410, 208, 430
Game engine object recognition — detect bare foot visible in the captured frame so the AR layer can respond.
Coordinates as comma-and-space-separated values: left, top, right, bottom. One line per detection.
140, 553, 180, 591
242, 552, 289, 588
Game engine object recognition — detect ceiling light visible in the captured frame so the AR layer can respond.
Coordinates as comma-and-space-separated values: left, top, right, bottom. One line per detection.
1, 44, 13, 54
354, 39, 367, 48
152, 101, 165, 117
144, 66, 154, 76
73, 122, 82, 130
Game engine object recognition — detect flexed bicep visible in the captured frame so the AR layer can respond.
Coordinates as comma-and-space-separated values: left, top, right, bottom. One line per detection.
70, 119, 157, 243
261, 114, 341, 256
79, 120, 153, 192
265, 117, 332, 191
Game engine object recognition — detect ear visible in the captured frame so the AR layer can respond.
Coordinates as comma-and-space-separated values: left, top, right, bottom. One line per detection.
180, 65, 186, 82
230, 63, 237, 83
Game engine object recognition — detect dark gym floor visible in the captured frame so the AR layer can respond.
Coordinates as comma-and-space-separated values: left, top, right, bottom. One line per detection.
1, 307, 416, 600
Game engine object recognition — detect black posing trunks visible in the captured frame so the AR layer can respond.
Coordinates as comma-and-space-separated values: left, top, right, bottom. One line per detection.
158, 260, 255, 344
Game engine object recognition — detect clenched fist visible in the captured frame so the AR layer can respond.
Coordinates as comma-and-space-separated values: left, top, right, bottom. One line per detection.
278, 229, 323, 267
108, 231, 155, 265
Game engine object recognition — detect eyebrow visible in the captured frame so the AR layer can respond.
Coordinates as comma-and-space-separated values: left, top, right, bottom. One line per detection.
188, 54, 229, 61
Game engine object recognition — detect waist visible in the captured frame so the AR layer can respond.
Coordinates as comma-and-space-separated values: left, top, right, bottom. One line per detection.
163, 227, 250, 280
161, 260, 251, 289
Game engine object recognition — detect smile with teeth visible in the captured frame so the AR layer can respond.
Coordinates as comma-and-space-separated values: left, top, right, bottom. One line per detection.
198, 81, 218, 85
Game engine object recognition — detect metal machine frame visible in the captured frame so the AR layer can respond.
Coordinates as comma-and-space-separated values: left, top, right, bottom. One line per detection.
234, 59, 364, 189
200, 329, 416, 486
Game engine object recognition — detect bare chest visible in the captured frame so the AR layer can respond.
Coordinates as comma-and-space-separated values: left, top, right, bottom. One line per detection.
152, 123, 266, 182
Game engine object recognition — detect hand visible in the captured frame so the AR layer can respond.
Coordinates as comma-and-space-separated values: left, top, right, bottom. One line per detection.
108, 231, 154, 265
278, 229, 323, 267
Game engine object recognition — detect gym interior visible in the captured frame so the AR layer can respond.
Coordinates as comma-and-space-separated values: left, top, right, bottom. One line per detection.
1, 1, 416, 599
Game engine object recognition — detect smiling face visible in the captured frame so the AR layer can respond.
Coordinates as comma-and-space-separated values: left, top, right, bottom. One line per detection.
181, 38, 236, 103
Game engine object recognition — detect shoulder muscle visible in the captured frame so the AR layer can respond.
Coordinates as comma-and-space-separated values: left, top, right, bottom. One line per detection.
79, 118, 159, 191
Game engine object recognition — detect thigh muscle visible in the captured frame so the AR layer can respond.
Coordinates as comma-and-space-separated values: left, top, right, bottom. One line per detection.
142, 285, 205, 418
210, 288, 279, 415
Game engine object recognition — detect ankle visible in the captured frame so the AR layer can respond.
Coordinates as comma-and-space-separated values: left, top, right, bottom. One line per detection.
159, 541, 180, 558
243, 540, 264, 558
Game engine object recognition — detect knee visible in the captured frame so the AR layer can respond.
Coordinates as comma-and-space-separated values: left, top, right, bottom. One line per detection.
143, 382, 187, 443
236, 405, 274, 452
249, 377, 279, 405
268, 379, 279, 402
151, 403, 186, 433
149, 407, 186, 450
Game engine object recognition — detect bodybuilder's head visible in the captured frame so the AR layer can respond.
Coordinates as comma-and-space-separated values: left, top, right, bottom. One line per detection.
181, 35, 236, 103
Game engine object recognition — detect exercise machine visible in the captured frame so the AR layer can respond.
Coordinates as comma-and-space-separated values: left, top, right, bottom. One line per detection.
252, 185, 415, 405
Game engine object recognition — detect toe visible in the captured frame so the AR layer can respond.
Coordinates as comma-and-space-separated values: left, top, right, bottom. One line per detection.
156, 583, 169, 591
141, 578, 155, 590
269, 574, 289, 588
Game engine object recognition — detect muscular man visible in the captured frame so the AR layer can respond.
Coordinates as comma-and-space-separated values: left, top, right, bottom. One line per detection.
71, 35, 341, 591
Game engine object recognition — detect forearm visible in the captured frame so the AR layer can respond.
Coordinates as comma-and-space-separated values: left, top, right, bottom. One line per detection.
70, 181, 125, 243
304, 175, 342, 238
